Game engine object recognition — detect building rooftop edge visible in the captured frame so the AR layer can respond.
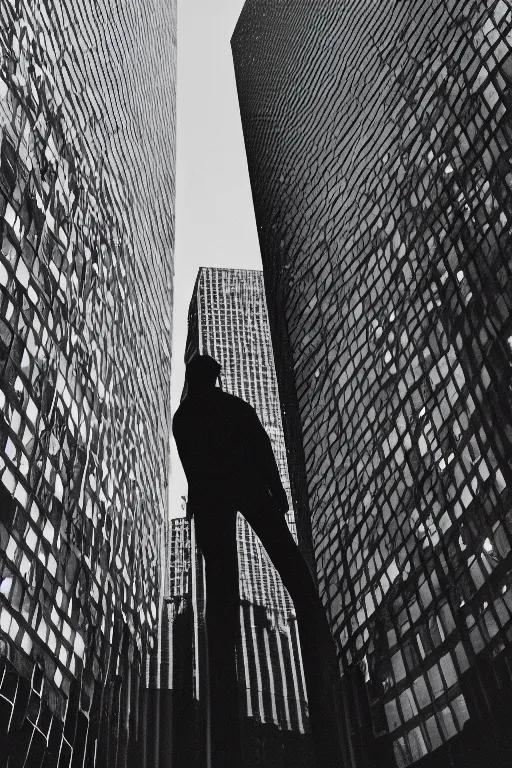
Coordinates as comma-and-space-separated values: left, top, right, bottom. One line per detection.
196, 266, 263, 276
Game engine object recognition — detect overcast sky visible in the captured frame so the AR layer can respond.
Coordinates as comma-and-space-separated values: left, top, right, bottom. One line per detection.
169, 0, 262, 518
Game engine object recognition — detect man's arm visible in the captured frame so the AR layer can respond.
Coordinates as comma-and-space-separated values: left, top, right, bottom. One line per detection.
246, 406, 289, 513
172, 412, 198, 519
172, 412, 194, 483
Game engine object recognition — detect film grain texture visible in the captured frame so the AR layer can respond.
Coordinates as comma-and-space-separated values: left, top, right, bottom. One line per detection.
0, 1, 176, 764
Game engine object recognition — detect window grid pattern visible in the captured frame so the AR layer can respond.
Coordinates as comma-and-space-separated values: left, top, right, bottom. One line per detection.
233, 1, 512, 765
0, 0, 176, 765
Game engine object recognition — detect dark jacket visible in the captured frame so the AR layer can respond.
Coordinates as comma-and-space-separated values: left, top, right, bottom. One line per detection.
172, 388, 287, 513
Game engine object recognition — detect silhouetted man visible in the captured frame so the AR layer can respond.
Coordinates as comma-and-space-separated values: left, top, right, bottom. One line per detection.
173, 354, 343, 768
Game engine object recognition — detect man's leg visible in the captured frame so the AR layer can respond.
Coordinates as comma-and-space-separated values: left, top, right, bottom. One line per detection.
243, 497, 344, 768
194, 507, 242, 767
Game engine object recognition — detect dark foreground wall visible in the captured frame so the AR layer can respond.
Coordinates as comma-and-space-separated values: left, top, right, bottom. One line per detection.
0, 0, 176, 764
233, 1, 512, 766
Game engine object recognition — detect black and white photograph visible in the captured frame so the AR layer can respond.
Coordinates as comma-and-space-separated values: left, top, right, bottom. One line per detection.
1, 1, 512, 767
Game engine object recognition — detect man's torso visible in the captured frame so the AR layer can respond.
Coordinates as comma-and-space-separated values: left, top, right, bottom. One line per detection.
173, 390, 265, 507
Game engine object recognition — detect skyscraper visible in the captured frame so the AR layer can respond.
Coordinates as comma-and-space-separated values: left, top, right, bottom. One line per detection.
161, 516, 207, 768
0, 2, 176, 765
233, 2, 512, 767
180, 266, 314, 766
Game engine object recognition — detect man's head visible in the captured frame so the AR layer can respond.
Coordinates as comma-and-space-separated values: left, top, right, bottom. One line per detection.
186, 354, 221, 393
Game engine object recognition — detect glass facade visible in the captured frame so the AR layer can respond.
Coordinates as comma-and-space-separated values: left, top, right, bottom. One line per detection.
0, 1, 176, 765
233, 2, 512, 766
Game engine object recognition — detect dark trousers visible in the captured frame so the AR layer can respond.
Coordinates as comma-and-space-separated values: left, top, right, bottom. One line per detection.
194, 492, 344, 768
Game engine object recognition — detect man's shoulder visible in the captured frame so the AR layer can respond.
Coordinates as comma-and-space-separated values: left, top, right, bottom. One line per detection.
173, 389, 259, 422
218, 391, 257, 415
219, 390, 252, 408
173, 391, 254, 416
